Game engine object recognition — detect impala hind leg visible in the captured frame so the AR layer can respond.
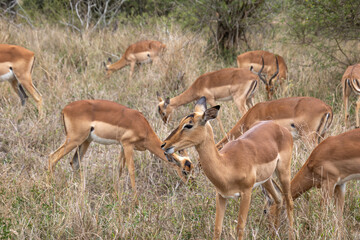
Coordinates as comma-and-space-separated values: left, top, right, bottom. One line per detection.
10, 79, 27, 106
214, 193, 227, 240
343, 79, 352, 128
262, 180, 282, 234
276, 154, 294, 240
356, 96, 360, 128
48, 139, 80, 173
71, 139, 91, 171
20, 78, 43, 118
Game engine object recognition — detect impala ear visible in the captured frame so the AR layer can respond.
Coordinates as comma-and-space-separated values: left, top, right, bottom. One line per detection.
156, 91, 163, 102
195, 96, 207, 113
165, 97, 170, 107
203, 105, 220, 122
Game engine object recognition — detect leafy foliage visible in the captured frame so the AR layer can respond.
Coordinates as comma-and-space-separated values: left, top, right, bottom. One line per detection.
283, 0, 360, 67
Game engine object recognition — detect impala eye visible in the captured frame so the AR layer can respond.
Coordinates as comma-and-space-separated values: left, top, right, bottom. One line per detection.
183, 124, 193, 129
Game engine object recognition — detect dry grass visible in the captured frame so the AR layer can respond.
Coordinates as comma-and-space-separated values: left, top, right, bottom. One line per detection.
0, 19, 359, 239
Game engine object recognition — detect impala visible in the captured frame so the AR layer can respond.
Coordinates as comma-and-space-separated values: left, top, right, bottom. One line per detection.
157, 66, 263, 136
268, 128, 360, 228
342, 63, 360, 128
0, 44, 43, 117
161, 97, 294, 240
105, 40, 166, 79
237, 50, 287, 99
48, 100, 193, 202
216, 97, 333, 149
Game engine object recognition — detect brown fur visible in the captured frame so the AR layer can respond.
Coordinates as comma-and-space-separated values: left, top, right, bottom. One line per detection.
105, 40, 166, 79
216, 97, 333, 149
162, 99, 294, 240
237, 50, 287, 99
0, 44, 43, 117
48, 100, 193, 204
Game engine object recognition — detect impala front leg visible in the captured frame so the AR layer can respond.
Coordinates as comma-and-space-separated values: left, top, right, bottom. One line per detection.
123, 145, 138, 204
236, 188, 252, 240
214, 193, 227, 240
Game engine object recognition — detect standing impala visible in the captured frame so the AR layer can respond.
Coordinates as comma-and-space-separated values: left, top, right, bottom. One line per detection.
266, 128, 360, 227
157, 66, 263, 136
216, 97, 333, 149
0, 44, 43, 117
105, 40, 166, 79
342, 63, 360, 128
161, 97, 294, 240
237, 50, 287, 99
48, 100, 193, 202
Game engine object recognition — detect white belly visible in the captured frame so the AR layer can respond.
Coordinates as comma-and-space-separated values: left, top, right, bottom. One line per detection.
89, 131, 119, 145
0, 69, 15, 82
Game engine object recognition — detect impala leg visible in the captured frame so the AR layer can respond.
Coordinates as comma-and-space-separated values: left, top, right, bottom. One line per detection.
123, 145, 138, 204
10, 79, 27, 106
70, 139, 91, 171
118, 147, 125, 177
214, 193, 227, 240
233, 94, 248, 117
129, 61, 136, 79
262, 180, 282, 233
334, 183, 346, 238
276, 153, 294, 240
343, 80, 351, 128
236, 188, 252, 240
356, 96, 360, 128
20, 75, 43, 118
48, 139, 79, 174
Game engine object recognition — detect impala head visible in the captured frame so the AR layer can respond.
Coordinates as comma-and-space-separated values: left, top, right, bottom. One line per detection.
161, 97, 220, 153
104, 57, 113, 77
165, 152, 194, 175
157, 92, 173, 123
251, 56, 279, 100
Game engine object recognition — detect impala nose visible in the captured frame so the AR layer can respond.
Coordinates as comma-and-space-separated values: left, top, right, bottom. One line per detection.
161, 143, 166, 149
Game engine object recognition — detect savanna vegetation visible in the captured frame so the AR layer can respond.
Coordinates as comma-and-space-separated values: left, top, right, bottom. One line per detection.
0, 0, 359, 239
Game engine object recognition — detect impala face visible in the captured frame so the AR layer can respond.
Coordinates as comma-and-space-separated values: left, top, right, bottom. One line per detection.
157, 93, 173, 123
161, 97, 220, 153
166, 153, 194, 174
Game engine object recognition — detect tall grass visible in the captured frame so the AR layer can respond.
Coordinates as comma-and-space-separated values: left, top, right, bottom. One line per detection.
0, 19, 359, 239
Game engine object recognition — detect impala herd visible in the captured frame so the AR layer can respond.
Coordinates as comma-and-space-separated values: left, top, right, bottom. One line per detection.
1, 40, 359, 239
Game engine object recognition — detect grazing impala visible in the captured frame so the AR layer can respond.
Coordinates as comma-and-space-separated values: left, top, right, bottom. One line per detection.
237, 50, 287, 99
0, 44, 43, 117
48, 100, 193, 202
342, 63, 360, 128
161, 97, 294, 240
266, 129, 360, 226
105, 40, 166, 79
216, 97, 333, 149
157, 66, 263, 136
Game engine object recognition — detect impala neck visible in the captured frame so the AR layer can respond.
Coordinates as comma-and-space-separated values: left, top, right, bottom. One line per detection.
195, 124, 228, 190
144, 131, 168, 162
170, 88, 199, 108
291, 164, 317, 200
